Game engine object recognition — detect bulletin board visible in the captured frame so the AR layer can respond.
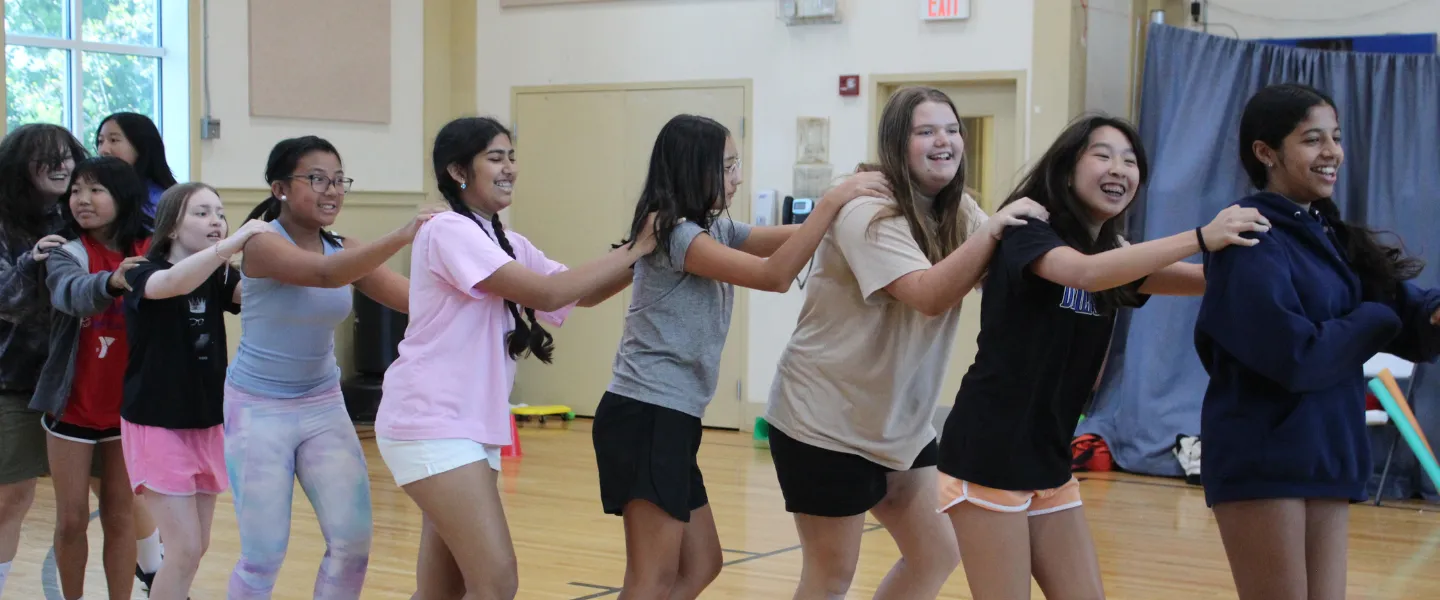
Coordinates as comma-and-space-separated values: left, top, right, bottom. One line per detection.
248, 0, 392, 124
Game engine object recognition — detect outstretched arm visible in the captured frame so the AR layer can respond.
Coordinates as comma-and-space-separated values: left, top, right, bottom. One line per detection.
578, 268, 633, 308
682, 173, 892, 293
737, 225, 801, 257
883, 197, 1044, 317
141, 220, 270, 300
1033, 206, 1269, 293
241, 211, 433, 288
46, 247, 129, 318
438, 213, 659, 314
1137, 262, 1205, 296
353, 264, 410, 314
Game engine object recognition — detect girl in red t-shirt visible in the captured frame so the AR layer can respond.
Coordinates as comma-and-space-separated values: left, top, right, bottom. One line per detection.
31, 156, 151, 600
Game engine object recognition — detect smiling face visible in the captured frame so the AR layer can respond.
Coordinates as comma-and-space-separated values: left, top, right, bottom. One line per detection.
451, 133, 517, 216
1255, 103, 1343, 204
68, 175, 118, 234
906, 101, 964, 197
29, 141, 75, 200
1071, 125, 1142, 227
171, 188, 228, 256
277, 150, 345, 227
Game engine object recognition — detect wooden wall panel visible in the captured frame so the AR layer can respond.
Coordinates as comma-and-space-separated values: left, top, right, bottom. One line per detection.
248, 0, 392, 123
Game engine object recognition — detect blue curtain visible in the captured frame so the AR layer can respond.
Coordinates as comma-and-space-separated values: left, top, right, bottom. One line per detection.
1076, 25, 1440, 500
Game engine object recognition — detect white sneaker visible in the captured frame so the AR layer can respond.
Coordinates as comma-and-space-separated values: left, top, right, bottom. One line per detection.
1174, 435, 1201, 485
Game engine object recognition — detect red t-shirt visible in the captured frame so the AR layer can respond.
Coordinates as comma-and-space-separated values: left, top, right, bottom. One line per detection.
61, 235, 150, 431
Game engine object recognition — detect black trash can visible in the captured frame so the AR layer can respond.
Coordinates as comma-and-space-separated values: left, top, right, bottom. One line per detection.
343, 290, 407, 423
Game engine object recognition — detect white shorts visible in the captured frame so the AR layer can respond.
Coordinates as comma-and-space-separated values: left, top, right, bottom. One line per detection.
376, 437, 503, 487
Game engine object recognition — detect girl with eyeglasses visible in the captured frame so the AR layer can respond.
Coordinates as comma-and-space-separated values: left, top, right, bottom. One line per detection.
592, 114, 888, 598
221, 136, 432, 599
0, 123, 87, 597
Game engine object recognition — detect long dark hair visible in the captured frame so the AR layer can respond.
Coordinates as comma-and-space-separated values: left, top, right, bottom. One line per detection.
621, 114, 732, 264
1000, 113, 1149, 314
147, 182, 221, 261
247, 136, 343, 247
59, 156, 150, 256
871, 87, 972, 263
0, 124, 87, 245
97, 112, 177, 189
432, 117, 554, 363
1240, 83, 1423, 301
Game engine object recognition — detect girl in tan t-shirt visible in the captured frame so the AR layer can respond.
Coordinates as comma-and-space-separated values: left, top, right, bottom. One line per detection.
764, 86, 1048, 599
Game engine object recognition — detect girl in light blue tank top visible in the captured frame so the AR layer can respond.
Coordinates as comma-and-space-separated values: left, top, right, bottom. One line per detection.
221, 136, 431, 599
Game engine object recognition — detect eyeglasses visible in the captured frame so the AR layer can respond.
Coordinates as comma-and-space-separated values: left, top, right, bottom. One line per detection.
724, 160, 741, 176
288, 174, 354, 193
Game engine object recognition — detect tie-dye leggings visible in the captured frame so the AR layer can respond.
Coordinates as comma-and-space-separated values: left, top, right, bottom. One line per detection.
223, 383, 372, 599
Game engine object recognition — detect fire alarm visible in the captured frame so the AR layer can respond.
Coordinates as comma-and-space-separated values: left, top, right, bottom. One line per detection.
839, 75, 860, 96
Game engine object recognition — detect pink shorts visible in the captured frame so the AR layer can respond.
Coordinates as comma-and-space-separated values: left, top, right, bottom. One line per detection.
121, 419, 228, 496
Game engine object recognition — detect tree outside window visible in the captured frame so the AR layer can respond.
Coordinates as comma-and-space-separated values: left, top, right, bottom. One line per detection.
5, 0, 161, 152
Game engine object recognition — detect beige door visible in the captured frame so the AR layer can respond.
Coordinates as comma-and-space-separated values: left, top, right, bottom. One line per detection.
509, 83, 750, 429
509, 91, 631, 423
877, 78, 1021, 407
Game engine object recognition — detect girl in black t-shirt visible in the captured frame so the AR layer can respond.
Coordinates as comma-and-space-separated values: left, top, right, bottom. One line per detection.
119, 182, 266, 599
935, 115, 1271, 599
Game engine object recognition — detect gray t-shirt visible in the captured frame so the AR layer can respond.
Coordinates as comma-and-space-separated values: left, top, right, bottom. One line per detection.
607, 218, 753, 418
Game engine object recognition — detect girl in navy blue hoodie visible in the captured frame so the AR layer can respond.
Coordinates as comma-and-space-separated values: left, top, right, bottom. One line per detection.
1196, 83, 1440, 600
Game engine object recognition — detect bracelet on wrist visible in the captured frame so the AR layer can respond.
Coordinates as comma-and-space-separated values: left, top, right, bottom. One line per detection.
1195, 227, 1210, 253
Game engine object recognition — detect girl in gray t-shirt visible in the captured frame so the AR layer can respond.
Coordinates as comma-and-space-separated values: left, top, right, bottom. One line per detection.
591, 113, 887, 597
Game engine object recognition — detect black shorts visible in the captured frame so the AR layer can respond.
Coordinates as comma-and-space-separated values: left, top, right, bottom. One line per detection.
592, 391, 708, 522
42, 413, 121, 444
769, 424, 938, 518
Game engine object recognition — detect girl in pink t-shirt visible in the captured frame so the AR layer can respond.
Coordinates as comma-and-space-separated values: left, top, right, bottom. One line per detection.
374, 117, 656, 599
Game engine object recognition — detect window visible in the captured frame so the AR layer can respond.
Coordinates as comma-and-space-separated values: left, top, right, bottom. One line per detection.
5, 0, 189, 177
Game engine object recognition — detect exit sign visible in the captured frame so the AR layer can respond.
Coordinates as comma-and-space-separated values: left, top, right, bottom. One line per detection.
923, 0, 970, 20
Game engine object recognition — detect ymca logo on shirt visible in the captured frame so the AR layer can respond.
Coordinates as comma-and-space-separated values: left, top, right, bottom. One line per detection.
85, 308, 126, 357
1059, 287, 1101, 316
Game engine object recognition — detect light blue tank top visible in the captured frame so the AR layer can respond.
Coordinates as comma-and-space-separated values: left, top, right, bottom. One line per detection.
226, 220, 353, 398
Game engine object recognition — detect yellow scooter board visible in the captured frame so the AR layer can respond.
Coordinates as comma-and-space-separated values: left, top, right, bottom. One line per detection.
511, 405, 575, 426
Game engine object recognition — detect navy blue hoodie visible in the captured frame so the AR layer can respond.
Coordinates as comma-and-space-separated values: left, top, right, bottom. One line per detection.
1195, 191, 1440, 506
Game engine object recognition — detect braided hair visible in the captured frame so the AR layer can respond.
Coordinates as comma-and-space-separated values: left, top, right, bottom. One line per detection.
433, 117, 554, 363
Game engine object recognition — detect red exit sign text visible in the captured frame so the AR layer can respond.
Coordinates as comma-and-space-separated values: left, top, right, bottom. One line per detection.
923, 0, 970, 21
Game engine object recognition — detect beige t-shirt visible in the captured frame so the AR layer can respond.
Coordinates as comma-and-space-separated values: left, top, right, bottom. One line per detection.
765, 195, 988, 470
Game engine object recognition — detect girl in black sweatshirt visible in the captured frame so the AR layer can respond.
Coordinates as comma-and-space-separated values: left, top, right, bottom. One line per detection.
1196, 82, 1440, 600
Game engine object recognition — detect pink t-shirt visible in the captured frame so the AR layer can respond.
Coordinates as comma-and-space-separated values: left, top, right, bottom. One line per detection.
375, 212, 573, 446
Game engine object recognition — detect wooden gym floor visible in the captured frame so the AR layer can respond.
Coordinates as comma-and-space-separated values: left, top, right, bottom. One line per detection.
8, 419, 1440, 599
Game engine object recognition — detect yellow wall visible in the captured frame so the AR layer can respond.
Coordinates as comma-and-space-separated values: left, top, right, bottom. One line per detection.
205, 0, 475, 374
1029, 0, 1091, 156
0, 0, 473, 381
6, 0, 1091, 393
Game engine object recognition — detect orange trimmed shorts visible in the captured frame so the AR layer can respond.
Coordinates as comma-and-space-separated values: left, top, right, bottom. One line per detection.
937, 473, 1082, 516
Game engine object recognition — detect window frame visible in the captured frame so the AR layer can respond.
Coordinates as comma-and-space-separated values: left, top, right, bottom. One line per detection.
8, 0, 166, 139
5, 0, 189, 179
